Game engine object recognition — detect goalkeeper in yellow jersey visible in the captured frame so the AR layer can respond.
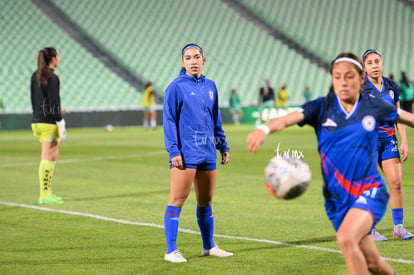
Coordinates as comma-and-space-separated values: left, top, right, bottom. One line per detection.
276, 84, 288, 109
142, 82, 157, 130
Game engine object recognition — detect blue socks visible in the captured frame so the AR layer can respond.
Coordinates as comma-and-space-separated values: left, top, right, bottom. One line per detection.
164, 205, 181, 253
197, 205, 215, 250
164, 205, 215, 253
392, 208, 404, 225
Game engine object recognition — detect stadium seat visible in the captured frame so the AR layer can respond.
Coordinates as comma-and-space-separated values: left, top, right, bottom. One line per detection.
4, 0, 410, 113
50, 0, 331, 105
235, 0, 413, 79
0, 0, 140, 112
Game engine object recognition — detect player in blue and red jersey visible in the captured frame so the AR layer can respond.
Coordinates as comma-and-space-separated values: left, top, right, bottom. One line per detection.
247, 53, 414, 274
362, 49, 413, 241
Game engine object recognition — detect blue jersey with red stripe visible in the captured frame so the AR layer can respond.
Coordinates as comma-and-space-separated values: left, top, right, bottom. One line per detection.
299, 92, 399, 214
361, 76, 400, 140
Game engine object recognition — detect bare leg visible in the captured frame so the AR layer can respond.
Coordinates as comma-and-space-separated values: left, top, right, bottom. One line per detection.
143, 112, 149, 128
150, 110, 157, 129
41, 140, 59, 161
380, 158, 403, 209
194, 170, 216, 207
168, 167, 196, 208
337, 208, 394, 275
360, 234, 395, 274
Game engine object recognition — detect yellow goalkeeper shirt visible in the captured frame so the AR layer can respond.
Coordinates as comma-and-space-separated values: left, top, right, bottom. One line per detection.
142, 86, 155, 107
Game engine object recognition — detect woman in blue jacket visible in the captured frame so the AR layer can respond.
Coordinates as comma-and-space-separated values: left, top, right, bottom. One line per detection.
163, 44, 233, 263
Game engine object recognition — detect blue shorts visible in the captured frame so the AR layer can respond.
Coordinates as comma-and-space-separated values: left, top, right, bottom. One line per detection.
169, 162, 216, 171
326, 186, 389, 231
377, 136, 400, 162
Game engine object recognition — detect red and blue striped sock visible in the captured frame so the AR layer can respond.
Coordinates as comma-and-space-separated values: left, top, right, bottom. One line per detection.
392, 208, 404, 225
197, 205, 214, 250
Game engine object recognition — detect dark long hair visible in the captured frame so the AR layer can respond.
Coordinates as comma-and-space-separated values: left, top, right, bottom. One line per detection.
37, 47, 57, 86
330, 52, 364, 75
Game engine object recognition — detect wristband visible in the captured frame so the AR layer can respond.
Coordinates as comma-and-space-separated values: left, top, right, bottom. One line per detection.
257, 124, 270, 135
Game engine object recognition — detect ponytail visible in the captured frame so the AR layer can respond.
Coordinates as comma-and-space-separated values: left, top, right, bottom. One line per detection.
37, 47, 57, 86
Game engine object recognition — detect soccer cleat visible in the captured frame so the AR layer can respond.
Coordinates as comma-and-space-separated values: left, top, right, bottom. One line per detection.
393, 224, 414, 240
201, 246, 234, 257
371, 229, 387, 241
164, 250, 187, 263
38, 194, 64, 205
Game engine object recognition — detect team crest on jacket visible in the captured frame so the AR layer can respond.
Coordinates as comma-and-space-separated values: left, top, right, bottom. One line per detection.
362, 115, 375, 132
389, 90, 394, 99
209, 90, 214, 100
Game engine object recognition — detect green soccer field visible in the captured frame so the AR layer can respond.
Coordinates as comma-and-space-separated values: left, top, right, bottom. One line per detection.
0, 125, 413, 274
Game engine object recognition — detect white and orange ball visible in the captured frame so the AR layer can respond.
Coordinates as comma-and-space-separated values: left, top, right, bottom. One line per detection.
264, 156, 311, 199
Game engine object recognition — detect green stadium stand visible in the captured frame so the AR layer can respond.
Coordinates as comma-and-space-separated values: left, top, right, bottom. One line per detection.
236, 0, 414, 79
50, 0, 331, 105
9, 0, 409, 113
0, 0, 140, 113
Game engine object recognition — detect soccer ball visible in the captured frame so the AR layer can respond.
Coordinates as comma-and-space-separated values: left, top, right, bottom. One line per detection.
264, 156, 311, 199
104, 124, 113, 132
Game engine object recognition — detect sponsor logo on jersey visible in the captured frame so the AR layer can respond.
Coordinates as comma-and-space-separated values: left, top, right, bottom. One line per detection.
190, 92, 196, 95
362, 115, 375, 132
322, 118, 337, 127
355, 196, 367, 205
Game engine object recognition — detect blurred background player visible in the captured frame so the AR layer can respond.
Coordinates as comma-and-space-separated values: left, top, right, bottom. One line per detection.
30, 47, 66, 205
399, 71, 414, 113
142, 82, 157, 130
303, 85, 312, 103
255, 79, 274, 128
275, 84, 288, 109
229, 88, 242, 125
362, 49, 413, 241
163, 43, 233, 263
247, 52, 414, 275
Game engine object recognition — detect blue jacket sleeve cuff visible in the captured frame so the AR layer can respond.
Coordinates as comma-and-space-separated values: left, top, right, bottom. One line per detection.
168, 151, 181, 160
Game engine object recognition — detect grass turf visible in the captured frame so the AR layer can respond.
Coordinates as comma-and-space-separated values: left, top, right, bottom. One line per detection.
0, 124, 413, 274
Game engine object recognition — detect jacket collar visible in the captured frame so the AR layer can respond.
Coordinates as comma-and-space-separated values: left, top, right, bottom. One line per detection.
179, 68, 205, 82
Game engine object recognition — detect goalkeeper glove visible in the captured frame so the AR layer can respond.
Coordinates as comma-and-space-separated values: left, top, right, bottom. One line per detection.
56, 119, 66, 143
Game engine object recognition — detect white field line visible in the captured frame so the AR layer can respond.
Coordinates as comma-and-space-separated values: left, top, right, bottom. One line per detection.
0, 201, 413, 265
0, 151, 166, 168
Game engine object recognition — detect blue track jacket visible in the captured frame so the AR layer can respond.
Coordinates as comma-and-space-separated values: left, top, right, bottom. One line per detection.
163, 69, 229, 165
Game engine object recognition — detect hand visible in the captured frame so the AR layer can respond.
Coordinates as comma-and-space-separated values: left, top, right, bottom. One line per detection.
171, 155, 184, 170
56, 119, 66, 144
246, 129, 266, 153
400, 143, 409, 162
221, 151, 230, 165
